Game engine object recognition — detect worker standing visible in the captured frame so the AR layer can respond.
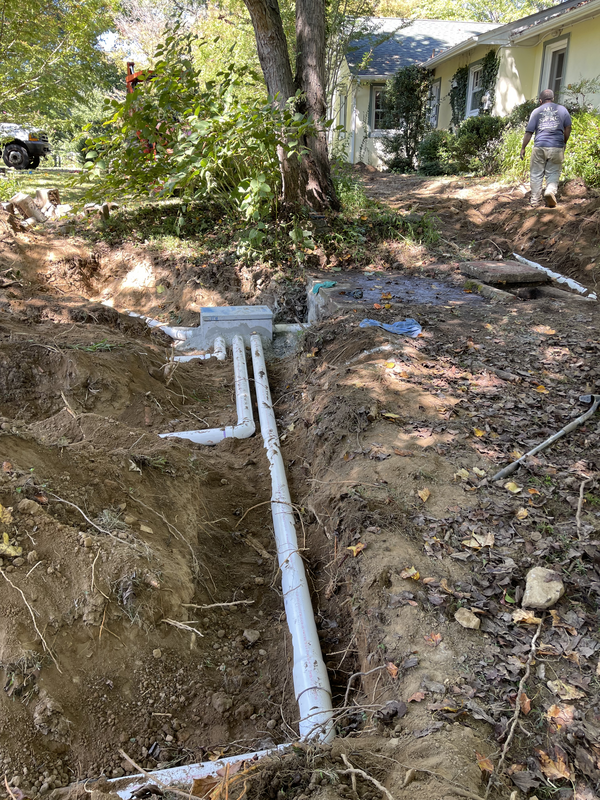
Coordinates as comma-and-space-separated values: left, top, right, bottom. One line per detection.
520, 89, 572, 208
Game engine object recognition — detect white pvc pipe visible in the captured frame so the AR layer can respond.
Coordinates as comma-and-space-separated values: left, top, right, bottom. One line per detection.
160, 335, 254, 445
174, 337, 227, 362
109, 745, 287, 799
250, 334, 334, 742
513, 253, 598, 301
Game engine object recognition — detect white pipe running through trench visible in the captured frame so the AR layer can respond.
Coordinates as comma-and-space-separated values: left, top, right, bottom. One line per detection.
513, 253, 598, 301
250, 333, 334, 742
160, 334, 254, 445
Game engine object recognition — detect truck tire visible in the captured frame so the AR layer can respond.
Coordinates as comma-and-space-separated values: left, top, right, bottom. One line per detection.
2, 142, 30, 169
28, 155, 40, 169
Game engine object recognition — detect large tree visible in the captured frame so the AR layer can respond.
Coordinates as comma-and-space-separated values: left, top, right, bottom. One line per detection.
0, 0, 119, 119
242, 0, 340, 210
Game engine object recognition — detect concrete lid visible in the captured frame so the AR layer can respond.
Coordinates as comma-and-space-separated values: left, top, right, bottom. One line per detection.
459, 260, 549, 285
201, 306, 273, 321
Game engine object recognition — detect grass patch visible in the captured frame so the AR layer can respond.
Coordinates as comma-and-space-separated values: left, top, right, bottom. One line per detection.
0, 167, 94, 205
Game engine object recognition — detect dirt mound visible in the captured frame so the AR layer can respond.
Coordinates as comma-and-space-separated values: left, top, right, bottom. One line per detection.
364, 174, 600, 291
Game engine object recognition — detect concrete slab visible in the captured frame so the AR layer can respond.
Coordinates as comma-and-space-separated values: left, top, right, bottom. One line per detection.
307, 271, 484, 323
459, 260, 549, 286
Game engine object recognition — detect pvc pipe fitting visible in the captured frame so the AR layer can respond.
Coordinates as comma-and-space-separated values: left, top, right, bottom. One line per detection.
250, 334, 334, 742
160, 335, 254, 445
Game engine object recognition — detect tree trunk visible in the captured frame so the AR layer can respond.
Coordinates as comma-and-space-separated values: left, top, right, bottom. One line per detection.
242, 0, 339, 211
295, 0, 340, 210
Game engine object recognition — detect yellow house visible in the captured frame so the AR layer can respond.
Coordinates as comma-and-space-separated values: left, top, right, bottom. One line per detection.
332, 18, 499, 168
423, 0, 600, 129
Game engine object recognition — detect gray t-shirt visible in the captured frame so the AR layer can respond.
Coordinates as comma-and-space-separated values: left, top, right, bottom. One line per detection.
526, 102, 572, 148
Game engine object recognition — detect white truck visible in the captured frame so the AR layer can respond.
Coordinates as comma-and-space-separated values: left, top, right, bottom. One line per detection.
0, 123, 52, 170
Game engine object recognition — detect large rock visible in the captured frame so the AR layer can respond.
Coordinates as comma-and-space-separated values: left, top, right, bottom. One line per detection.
454, 608, 481, 629
522, 567, 564, 609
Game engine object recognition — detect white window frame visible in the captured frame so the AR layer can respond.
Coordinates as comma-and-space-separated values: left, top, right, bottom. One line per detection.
541, 38, 569, 97
338, 93, 348, 138
466, 65, 483, 117
370, 85, 387, 133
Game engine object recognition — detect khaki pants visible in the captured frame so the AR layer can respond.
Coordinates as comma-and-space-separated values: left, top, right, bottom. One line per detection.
530, 146, 564, 204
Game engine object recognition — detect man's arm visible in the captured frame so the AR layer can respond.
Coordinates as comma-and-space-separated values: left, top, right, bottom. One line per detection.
520, 131, 533, 160
564, 124, 571, 145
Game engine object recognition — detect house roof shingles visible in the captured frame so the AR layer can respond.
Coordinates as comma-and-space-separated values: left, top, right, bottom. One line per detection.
346, 19, 500, 78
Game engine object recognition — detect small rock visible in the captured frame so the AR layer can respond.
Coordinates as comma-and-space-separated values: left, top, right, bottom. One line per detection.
12, 557, 25, 567
124, 515, 136, 525
83, 537, 93, 548
217, 630, 225, 638
220, 479, 229, 485
454, 608, 481, 630
212, 693, 233, 713
27, 550, 38, 563
266, 719, 277, 730
140, 524, 153, 534
522, 567, 565, 609
17, 498, 42, 516
152, 649, 162, 659
258, 649, 267, 656
243, 629, 260, 644
254, 577, 264, 585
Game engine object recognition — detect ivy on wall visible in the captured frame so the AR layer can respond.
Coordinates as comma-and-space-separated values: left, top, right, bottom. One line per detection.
449, 65, 469, 127
480, 49, 500, 113
449, 49, 500, 127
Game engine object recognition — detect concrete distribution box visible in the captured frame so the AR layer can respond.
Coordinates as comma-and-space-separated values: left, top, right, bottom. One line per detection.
200, 305, 273, 347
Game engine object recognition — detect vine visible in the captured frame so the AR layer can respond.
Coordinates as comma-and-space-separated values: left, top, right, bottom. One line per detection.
479, 49, 500, 114
449, 65, 469, 127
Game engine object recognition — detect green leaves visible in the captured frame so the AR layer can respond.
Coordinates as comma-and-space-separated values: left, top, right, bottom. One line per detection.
81, 22, 314, 228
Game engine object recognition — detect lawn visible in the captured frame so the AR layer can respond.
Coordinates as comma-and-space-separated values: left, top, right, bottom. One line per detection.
0, 166, 93, 205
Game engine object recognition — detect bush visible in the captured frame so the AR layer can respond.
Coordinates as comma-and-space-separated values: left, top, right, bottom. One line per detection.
506, 99, 538, 127
418, 129, 457, 175
381, 65, 432, 172
563, 111, 600, 187
452, 115, 507, 174
498, 127, 530, 182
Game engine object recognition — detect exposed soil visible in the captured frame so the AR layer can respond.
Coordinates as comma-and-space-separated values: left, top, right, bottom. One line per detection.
0, 173, 599, 800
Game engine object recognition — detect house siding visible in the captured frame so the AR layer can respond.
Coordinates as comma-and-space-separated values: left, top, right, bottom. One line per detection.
432, 12, 600, 129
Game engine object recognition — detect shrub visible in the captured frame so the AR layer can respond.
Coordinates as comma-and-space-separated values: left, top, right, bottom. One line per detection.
380, 65, 432, 172
506, 99, 538, 127
418, 129, 457, 175
452, 115, 507, 174
563, 111, 600, 187
498, 127, 530, 182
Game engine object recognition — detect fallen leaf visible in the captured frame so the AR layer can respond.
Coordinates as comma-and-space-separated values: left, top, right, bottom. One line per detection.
382, 412, 401, 419
417, 488, 430, 503
511, 449, 524, 459
535, 385, 550, 394
384, 303, 391, 309
462, 532, 494, 549
474, 428, 486, 437
191, 776, 220, 797
473, 467, 486, 477
549, 609, 578, 635
347, 543, 365, 557
1, 461, 12, 472
373, 303, 382, 309
512, 609, 542, 625
547, 704, 575, 730
0, 504, 13, 525
424, 632, 442, 647
454, 468, 470, 481
515, 507, 529, 520
407, 691, 426, 703
386, 661, 399, 679
533, 325, 556, 335
535, 746, 570, 780
547, 679, 585, 701
528, 487, 540, 495
519, 692, 532, 715
381, 292, 392, 300
393, 448, 414, 456
476, 752, 494, 774
0, 532, 21, 557
505, 481, 522, 494
385, 362, 396, 369
400, 566, 420, 580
